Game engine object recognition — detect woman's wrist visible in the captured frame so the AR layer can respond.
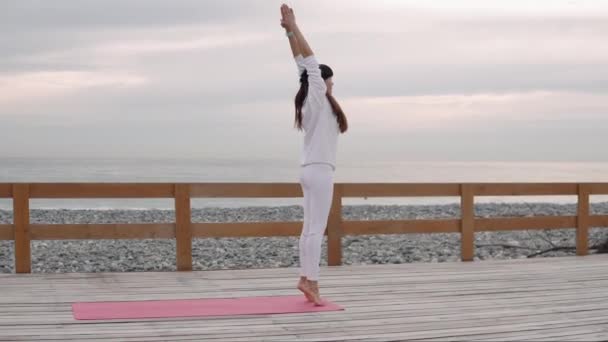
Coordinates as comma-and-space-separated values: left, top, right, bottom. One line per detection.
285, 24, 297, 37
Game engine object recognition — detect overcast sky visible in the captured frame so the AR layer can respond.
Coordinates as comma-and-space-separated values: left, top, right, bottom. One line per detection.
1, 0, 607, 163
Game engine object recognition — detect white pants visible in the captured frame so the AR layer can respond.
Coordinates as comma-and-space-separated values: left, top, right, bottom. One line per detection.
298, 163, 335, 281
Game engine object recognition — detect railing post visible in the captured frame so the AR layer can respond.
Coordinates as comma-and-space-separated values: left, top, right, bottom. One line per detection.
460, 184, 475, 262
327, 184, 343, 266
13, 184, 31, 273
174, 184, 192, 271
577, 184, 590, 256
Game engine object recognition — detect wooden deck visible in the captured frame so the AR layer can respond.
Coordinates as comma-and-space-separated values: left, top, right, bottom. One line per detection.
1, 255, 608, 341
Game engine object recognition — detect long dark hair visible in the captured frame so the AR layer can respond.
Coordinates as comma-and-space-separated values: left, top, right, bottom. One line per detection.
294, 64, 348, 133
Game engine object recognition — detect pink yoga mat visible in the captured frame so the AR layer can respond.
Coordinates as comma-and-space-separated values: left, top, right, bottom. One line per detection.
72, 295, 343, 320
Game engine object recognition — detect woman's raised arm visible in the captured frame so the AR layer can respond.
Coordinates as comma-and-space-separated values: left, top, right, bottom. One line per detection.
281, 4, 313, 58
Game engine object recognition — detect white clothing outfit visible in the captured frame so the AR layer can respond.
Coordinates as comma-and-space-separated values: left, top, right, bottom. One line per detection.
295, 54, 339, 281
295, 55, 340, 171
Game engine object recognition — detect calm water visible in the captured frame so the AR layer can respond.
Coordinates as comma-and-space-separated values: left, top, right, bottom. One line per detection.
1, 158, 607, 209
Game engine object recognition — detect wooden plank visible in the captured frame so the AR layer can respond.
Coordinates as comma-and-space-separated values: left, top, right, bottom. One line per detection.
6, 268, 604, 292
475, 216, 577, 231
0, 315, 604, 342
466, 325, 608, 341
327, 184, 343, 266
4, 274, 604, 292
13, 184, 30, 273
15, 182, 608, 199
473, 183, 578, 196
192, 222, 302, 237
189, 183, 301, 198
28, 183, 174, 198
175, 184, 192, 271
1, 282, 603, 306
461, 184, 475, 261
1, 273, 605, 297
5, 282, 604, 306
565, 332, 608, 341
341, 183, 460, 197
589, 183, 608, 195
29, 224, 175, 240
589, 215, 608, 227
10, 182, 608, 200
2, 284, 607, 300
577, 184, 590, 256
0, 224, 13, 240
0, 183, 12, 198
2, 281, 604, 308
4, 254, 598, 281
342, 219, 460, 235
276, 317, 608, 341
2, 281, 604, 300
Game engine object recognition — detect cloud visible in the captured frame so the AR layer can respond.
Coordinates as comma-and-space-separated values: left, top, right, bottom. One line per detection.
0, 0, 606, 162
0, 70, 147, 105
0, 0, 260, 31
341, 90, 608, 130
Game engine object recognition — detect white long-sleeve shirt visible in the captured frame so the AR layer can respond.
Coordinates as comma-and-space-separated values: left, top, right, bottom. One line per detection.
295, 54, 339, 171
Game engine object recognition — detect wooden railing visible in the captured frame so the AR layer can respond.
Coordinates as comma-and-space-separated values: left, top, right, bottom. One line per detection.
1, 182, 607, 273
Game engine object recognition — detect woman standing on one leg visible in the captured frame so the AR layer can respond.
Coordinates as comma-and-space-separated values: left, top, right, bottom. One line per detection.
280, 4, 349, 306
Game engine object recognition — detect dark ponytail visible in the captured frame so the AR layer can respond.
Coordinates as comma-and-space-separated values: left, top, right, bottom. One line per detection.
294, 71, 309, 132
326, 93, 348, 133
294, 65, 348, 134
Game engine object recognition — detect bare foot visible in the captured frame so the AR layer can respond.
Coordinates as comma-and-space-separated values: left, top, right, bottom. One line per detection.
307, 281, 325, 306
297, 278, 314, 302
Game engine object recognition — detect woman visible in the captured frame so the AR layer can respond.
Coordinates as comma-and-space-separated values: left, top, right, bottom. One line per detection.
280, 4, 348, 306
